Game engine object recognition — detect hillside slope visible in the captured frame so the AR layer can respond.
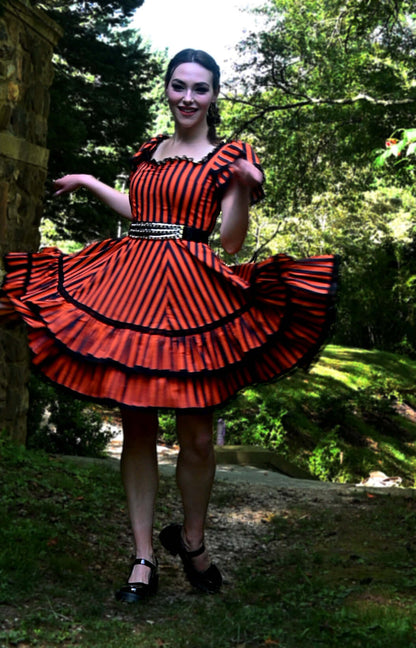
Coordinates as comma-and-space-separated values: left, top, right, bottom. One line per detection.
214, 345, 416, 485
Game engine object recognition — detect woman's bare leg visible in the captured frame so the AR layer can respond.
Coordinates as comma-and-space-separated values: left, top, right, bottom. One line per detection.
120, 407, 159, 583
175, 410, 215, 572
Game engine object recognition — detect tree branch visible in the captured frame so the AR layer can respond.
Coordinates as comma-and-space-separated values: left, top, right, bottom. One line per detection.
249, 223, 283, 263
224, 93, 416, 135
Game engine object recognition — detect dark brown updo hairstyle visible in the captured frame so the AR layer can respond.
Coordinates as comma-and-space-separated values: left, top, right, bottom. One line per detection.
164, 49, 221, 144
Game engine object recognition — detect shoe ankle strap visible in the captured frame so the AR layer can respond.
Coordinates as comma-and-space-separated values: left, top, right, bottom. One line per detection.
183, 543, 206, 558
133, 557, 157, 569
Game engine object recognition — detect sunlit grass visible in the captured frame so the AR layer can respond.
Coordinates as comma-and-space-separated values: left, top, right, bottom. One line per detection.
216, 345, 416, 484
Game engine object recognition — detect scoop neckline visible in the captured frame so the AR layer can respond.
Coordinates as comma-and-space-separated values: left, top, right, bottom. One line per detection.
149, 136, 226, 166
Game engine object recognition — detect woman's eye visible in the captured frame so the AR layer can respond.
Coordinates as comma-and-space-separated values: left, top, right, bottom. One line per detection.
170, 82, 210, 94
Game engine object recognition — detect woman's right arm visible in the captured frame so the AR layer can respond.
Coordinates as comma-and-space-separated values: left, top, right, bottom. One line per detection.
53, 174, 132, 221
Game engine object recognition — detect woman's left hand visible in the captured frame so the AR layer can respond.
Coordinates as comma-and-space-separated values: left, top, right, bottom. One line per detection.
230, 158, 263, 189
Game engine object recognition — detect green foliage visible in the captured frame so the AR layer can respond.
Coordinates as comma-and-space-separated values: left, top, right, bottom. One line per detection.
39, 217, 84, 253
225, 0, 416, 211
338, 185, 416, 353
215, 387, 288, 451
375, 127, 416, 167
374, 127, 416, 188
308, 427, 343, 480
34, 0, 161, 243
1, 440, 416, 647
26, 374, 113, 457
158, 410, 177, 446
216, 1, 416, 353
216, 345, 416, 484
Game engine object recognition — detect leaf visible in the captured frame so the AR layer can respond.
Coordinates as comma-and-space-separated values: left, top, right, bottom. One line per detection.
402, 128, 416, 141
373, 150, 391, 167
406, 142, 416, 157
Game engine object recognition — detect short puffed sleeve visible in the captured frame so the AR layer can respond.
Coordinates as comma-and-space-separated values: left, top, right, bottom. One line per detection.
210, 140, 265, 204
128, 135, 166, 181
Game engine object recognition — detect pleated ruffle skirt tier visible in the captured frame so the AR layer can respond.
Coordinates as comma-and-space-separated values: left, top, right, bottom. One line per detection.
2, 237, 338, 409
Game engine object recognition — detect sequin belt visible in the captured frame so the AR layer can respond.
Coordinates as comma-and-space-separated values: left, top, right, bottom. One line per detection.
128, 221, 208, 243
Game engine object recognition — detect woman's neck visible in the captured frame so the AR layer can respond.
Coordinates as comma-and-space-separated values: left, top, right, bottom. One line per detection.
171, 122, 210, 145
154, 129, 216, 162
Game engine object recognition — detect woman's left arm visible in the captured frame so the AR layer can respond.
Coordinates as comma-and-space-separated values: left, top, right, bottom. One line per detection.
220, 158, 263, 255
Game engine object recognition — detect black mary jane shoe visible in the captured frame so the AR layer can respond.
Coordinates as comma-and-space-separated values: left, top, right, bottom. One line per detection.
115, 557, 158, 603
159, 523, 222, 594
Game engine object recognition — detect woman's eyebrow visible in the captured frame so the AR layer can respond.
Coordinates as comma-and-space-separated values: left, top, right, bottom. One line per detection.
171, 78, 210, 88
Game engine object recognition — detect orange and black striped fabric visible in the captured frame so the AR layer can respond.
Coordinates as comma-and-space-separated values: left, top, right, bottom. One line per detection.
1, 137, 338, 409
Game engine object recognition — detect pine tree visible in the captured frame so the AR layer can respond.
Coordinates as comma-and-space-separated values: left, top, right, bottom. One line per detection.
34, 1, 161, 241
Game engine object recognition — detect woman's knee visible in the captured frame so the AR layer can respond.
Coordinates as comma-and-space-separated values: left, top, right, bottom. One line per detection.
176, 412, 214, 461
121, 407, 159, 449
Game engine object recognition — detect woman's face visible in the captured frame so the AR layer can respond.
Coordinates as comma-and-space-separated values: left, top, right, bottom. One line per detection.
165, 62, 217, 132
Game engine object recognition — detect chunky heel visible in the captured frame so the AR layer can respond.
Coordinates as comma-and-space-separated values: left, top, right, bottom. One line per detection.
159, 524, 222, 594
115, 557, 158, 603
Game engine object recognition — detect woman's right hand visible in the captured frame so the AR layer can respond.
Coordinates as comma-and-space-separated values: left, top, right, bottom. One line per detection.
52, 174, 132, 220
53, 174, 92, 197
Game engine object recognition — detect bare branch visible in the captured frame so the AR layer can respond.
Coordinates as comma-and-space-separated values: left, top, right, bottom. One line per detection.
249, 223, 283, 263
225, 92, 416, 111
224, 92, 416, 135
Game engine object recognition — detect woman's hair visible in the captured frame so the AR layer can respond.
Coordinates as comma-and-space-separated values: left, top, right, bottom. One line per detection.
165, 49, 221, 144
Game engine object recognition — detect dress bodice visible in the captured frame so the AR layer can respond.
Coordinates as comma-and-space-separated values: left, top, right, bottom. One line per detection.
128, 135, 264, 235
2, 131, 338, 410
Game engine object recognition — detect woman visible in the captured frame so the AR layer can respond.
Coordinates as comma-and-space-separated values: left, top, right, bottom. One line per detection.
1, 49, 337, 601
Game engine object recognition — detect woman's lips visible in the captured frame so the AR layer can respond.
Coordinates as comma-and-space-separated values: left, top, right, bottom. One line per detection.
179, 107, 197, 115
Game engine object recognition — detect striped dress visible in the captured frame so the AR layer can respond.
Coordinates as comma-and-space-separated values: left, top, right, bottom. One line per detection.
1, 135, 338, 409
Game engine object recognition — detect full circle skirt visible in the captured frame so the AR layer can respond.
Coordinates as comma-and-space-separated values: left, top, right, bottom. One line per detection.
2, 237, 338, 409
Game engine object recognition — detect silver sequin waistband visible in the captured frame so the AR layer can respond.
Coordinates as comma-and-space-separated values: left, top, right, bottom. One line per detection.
128, 221, 208, 243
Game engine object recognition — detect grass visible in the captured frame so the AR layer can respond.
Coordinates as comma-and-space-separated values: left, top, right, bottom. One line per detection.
1, 435, 416, 648
26, 344, 416, 485
215, 345, 416, 485
2, 344, 416, 646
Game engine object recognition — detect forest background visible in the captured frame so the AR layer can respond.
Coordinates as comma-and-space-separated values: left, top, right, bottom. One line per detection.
26, 0, 416, 483
2, 5, 416, 645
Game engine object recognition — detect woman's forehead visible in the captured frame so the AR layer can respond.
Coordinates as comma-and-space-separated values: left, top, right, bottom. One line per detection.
170, 62, 213, 85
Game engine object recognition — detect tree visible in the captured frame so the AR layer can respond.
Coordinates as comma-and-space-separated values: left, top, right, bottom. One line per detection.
374, 127, 416, 185
223, 0, 416, 215
219, 0, 416, 353
33, 1, 161, 242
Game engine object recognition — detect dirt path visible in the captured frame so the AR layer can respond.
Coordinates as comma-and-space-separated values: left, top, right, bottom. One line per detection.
105, 426, 412, 492
61, 444, 416, 603
143, 454, 413, 598
106, 428, 351, 490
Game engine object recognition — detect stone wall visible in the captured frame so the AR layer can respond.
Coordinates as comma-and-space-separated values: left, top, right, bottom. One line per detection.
0, 0, 61, 443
